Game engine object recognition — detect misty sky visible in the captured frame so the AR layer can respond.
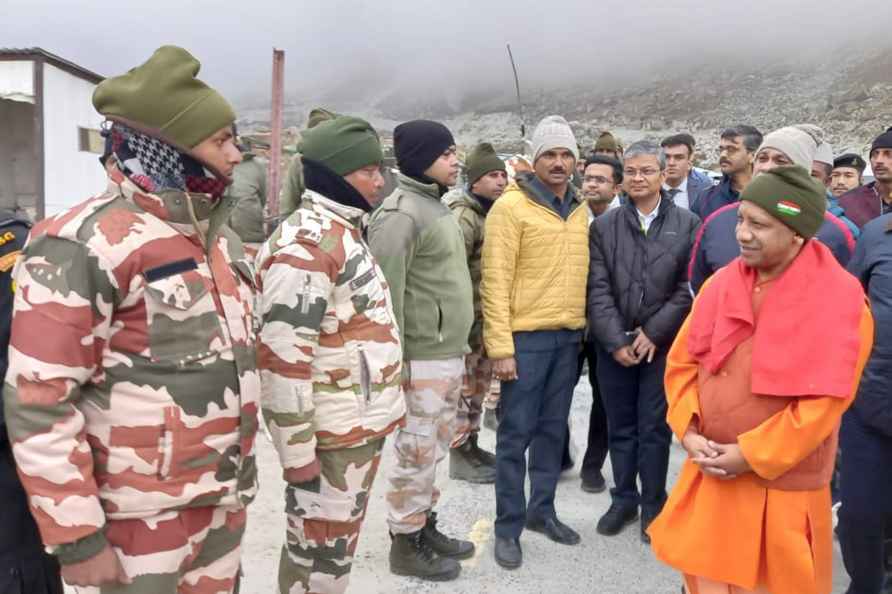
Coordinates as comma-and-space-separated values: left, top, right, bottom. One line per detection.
4, 0, 892, 108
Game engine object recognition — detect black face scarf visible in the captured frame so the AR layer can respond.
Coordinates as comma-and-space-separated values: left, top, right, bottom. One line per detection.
301, 158, 374, 213
406, 173, 449, 198
471, 191, 495, 215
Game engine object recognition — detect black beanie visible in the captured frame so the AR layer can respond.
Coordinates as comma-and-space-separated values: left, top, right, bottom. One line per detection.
870, 127, 892, 156
394, 120, 455, 178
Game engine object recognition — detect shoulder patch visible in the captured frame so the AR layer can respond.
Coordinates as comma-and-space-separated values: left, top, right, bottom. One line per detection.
0, 249, 20, 272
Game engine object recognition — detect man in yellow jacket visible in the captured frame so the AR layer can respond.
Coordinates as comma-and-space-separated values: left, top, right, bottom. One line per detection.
481, 115, 590, 570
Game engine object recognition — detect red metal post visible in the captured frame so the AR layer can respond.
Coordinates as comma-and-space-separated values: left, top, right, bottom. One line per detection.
265, 48, 285, 234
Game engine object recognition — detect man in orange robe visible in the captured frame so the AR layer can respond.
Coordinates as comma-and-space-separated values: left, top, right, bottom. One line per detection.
648, 165, 874, 594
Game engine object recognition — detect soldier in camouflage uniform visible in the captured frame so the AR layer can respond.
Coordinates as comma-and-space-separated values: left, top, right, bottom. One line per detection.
368, 120, 475, 582
3, 46, 258, 593
442, 142, 507, 484
227, 137, 269, 262
0, 209, 63, 594
279, 108, 339, 219
256, 116, 406, 594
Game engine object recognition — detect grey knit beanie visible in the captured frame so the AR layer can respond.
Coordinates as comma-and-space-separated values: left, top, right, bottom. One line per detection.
531, 115, 579, 163
756, 124, 824, 170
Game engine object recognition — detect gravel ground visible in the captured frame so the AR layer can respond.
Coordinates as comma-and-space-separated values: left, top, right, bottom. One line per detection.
63, 379, 851, 593
237, 380, 853, 594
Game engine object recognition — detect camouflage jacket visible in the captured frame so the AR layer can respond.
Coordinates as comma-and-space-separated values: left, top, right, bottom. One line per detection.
255, 190, 405, 473
443, 188, 488, 351
3, 168, 259, 564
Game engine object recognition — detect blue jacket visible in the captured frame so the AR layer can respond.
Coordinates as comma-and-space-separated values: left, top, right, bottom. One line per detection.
847, 214, 892, 437
688, 203, 856, 294
690, 174, 737, 221
686, 170, 715, 210
827, 191, 860, 240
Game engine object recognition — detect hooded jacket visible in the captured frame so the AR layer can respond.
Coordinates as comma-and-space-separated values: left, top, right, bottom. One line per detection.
480, 172, 589, 359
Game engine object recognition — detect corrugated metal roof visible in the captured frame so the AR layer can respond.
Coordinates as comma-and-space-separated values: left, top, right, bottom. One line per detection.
0, 47, 103, 84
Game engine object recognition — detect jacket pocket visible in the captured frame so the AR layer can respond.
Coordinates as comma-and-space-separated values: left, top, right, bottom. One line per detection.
143, 270, 224, 364
285, 478, 354, 522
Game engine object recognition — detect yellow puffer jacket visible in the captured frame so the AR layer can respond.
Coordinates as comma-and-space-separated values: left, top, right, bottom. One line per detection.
480, 174, 589, 359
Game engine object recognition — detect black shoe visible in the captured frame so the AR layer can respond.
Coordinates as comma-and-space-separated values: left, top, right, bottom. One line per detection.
525, 515, 581, 545
581, 471, 607, 494
640, 508, 661, 545
494, 536, 522, 569
449, 440, 496, 484
468, 433, 496, 467
596, 503, 639, 536
561, 454, 575, 473
422, 512, 475, 559
389, 530, 461, 581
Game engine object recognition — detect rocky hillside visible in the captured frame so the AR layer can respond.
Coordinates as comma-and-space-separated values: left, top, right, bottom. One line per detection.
238, 45, 892, 168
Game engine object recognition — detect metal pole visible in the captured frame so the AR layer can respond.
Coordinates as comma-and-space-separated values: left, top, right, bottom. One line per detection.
506, 44, 526, 144
266, 48, 285, 234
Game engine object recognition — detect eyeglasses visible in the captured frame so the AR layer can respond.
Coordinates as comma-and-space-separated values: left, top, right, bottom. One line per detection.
623, 168, 660, 178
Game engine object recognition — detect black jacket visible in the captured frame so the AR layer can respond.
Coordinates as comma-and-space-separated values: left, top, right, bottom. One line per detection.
588, 194, 700, 353
0, 210, 30, 446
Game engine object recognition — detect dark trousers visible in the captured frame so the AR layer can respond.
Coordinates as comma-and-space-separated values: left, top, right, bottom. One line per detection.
495, 330, 580, 539
839, 413, 892, 594
596, 349, 671, 516
561, 340, 608, 480
0, 443, 62, 594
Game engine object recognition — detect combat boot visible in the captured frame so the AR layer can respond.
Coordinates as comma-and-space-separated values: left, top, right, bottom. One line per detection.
449, 440, 496, 484
468, 433, 496, 467
389, 530, 460, 581
422, 512, 475, 559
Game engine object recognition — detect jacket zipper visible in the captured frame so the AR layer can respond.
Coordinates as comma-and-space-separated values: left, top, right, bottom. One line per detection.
358, 347, 371, 404
300, 276, 312, 315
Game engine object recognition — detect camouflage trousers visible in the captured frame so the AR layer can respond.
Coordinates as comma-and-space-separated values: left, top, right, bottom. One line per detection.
73, 506, 245, 594
386, 358, 464, 534
279, 439, 384, 594
451, 349, 492, 448
485, 377, 501, 410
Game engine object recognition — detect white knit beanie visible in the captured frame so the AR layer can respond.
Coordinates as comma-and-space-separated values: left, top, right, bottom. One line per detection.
814, 141, 834, 166
531, 115, 579, 163
757, 124, 824, 170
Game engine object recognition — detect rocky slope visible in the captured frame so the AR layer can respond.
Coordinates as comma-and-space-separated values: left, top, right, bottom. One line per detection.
238, 45, 892, 168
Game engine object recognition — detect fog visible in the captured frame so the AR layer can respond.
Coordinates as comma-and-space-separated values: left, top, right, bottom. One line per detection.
4, 0, 891, 113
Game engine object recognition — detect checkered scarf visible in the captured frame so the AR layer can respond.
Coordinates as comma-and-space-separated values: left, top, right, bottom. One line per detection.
110, 123, 227, 199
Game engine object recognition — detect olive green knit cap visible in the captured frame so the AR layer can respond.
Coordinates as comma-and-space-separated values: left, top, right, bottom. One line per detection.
92, 46, 235, 149
741, 165, 826, 239
466, 143, 506, 186
299, 116, 383, 176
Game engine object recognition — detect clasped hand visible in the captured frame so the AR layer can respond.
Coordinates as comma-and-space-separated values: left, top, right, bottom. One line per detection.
682, 427, 751, 479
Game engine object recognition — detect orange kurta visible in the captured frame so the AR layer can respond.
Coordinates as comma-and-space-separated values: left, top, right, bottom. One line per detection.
648, 301, 874, 594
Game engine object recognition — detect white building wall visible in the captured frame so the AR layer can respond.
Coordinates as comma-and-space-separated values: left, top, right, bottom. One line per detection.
0, 61, 34, 102
41, 63, 106, 216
